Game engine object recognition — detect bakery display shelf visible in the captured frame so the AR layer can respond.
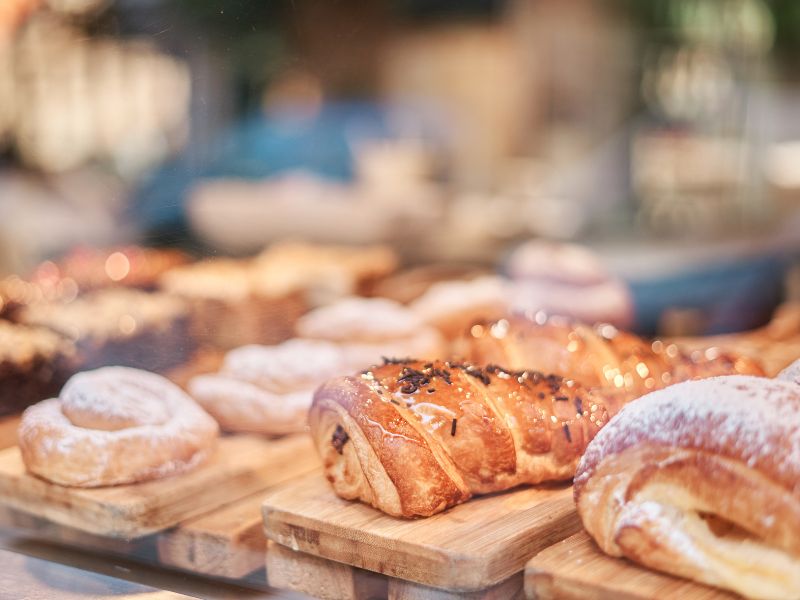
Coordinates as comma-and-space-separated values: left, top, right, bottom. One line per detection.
261, 471, 580, 594
524, 530, 737, 599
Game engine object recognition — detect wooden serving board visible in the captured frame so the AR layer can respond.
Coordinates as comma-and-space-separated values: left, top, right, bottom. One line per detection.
524, 531, 737, 599
155, 456, 318, 580
266, 541, 526, 600
0, 433, 315, 539
261, 472, 581, 592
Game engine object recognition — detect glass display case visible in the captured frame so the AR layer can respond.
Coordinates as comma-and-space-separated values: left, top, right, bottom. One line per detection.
1, 1, 799, 599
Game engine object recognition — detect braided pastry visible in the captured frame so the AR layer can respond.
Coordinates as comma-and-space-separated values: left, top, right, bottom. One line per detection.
19, 367, 219, 487
574, 375, 800, 600
309, 358, 612, 517
460, 314, 764, 402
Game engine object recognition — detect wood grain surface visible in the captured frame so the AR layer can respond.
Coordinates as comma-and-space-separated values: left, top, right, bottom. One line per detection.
524, 531, 737, 600
0, 433, 315, 539
267, 539, 387, 600
0, 547, 191, 600
156, 441, 319, 580
262, 472, 581, 592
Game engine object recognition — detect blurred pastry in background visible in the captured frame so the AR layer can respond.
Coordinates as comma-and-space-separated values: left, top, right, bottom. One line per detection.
253, 240, 398, 306
159, 258, 306, 350
0, 246, 189, 319
0, 321, 77, 416
461, 313, 764, 405
17, 288, 193, 373
504, 240, 634, 328
296, 296, 446, 369
188, 339, 346, 435
410, 276, 509, 339
367, 263, 490, 305
32, 246, 190, 292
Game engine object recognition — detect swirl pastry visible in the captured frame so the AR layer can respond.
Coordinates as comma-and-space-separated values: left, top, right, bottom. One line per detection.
461, 314, 764, 403
189, 339, 347, 435
296, 297, 446, 370
309, 358, 612, 517
574, 375, 800, 600
19, 367, 219, 487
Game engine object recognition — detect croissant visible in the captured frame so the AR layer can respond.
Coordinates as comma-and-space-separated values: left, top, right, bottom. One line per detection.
459, 314, 764, 402
574, 374, 800, 600
308, 358, 612, 517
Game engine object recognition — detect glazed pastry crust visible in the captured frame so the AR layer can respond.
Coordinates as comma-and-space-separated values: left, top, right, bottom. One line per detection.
461, 314, 764, 402
574, 375, 800, 600
309, 359, 612, 517
19, 367, 219, 487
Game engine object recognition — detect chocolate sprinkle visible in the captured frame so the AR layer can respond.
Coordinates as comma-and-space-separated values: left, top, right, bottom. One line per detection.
562, 424, 572, 443
332, 425, 349, 454
382, 356, 415, 365
451, 418, 457, 436
554, 395, 569, 402
575, 397, 583, 415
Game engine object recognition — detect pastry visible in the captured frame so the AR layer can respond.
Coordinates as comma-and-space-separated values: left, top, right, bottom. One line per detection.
254, 241, 398, 305
504, 241, 634, 328
296, 297, 446, 370
0, 321, 77, 416
29, 246, 190, 292
309, 358, 612, 517
1, 247, 188, 319
574, 375, 800, 600
460, 314, 764, 402
189, 339, 347, 435
159, 258, 305, 350
366, 264, 490, 305
19, 367, 219, 487
409, 276, 509, 339
18, 288, 194, 373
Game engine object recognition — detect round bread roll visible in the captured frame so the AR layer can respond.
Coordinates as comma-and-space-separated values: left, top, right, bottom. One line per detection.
19, 367, 219, 487
574, 374, 800, 600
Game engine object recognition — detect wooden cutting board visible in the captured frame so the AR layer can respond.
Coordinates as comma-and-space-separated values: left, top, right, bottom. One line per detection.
261, 472, 581, 592
0, 433, 315, 539
155, 452, 319, 580
524, 531, 737, 599
266, 540, 527, 600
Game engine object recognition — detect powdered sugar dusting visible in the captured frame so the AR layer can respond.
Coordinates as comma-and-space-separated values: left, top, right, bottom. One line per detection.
576, 375, 800, 495
222, 339, 346, 393
296, 297, 423, 342
18, 367, 219, 486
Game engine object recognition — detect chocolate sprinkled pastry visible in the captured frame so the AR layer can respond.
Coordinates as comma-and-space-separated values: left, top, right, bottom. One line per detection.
310, 358, 616, 517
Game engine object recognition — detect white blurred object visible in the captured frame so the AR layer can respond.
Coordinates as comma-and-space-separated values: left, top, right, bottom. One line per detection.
0, 169, 124, 275
409, 275, 509, 337
186, 170, 444, 254
505, 240, 634, 328
6, 15, 189, 176
764, 141, 800, 191
505, 240, 607, 285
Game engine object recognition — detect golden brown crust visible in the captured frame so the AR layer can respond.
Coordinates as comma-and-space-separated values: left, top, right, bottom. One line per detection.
309, 359, 611, 517
460, 315, 765, 403
574, 375, 800, 599
19, 367, 219, 487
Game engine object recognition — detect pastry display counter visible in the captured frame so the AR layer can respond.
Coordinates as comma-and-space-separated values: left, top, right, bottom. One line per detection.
3, 2, 800, 598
